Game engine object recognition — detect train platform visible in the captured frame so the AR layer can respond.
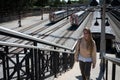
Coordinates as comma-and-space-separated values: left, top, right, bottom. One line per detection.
54, 53, 119, 80
0, 10, 120, 80
0, 14, 49, 29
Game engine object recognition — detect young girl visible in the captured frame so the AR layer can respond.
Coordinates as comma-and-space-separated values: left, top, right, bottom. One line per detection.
74, 27, 97, 80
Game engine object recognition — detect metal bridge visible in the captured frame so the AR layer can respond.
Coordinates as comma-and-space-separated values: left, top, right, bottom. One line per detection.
0, 7, 120, 80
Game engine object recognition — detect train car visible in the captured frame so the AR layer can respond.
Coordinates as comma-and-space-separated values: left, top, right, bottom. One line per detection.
49, 8, 75, 23
70, 9, 89, 26
90, 26, 115, 53
49, 10, 66, 23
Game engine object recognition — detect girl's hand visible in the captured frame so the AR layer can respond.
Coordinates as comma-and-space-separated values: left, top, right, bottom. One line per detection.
92, 63, 96, 69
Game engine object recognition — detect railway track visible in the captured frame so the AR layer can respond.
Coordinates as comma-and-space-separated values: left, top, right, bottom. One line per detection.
10, 20, 70, 53
0, 9, 91, 66
56, 31, 74, 45
107, 12, 120, 41
0, 19, 48, 41
0, 10, 90, 54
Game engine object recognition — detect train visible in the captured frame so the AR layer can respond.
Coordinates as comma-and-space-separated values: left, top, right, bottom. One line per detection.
70, 9, 89, 26
70, 10, 116, 53
90, 25, 115, 53
49, 8, 75, 23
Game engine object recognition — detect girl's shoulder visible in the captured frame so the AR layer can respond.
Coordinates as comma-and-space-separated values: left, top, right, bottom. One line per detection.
78, 37, 83, 44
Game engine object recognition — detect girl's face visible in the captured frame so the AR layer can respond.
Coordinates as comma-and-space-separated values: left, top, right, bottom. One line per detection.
83, 30, 90, 40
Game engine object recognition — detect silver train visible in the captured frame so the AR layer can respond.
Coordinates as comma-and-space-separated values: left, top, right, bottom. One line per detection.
70, 10, 89, 26
49, 8, 75, 23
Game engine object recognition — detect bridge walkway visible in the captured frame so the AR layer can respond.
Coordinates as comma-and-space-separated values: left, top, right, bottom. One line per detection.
0, 12, 120, 80
54, 53, 119, 80
54, 53, 105, 80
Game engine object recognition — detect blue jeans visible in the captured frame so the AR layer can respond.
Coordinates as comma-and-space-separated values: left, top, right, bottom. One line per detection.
79, 61, 92, 80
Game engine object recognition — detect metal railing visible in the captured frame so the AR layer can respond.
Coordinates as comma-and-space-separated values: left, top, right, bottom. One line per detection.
0, 26, 76, 51
0, 41, 74, 80
104, 55, 120, 80
0, 26, 76, 80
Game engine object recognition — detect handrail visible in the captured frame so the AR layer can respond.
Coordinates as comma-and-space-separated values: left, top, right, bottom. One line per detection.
71, 40, 78, 51
0, 26, 72, 51
0, 40, 75, 80
0, 41, 74, 54
104, 55, 120, 80
104, 55, 120, 66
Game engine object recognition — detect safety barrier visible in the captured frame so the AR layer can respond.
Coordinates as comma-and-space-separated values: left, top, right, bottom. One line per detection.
0, 41, 74, 80
0, 26, 76, 79
104, 56, 120, 80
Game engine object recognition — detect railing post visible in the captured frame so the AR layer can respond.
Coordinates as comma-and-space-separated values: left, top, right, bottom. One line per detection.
69, 53, 74, 69
16, 54, 20, 80
1, 50, 7, 80
24, 48, 30, 80
38, 49, 41, 80
41, 50, 45, 78
30, 48, 35, 80
105, 60, 108, 80
63, 52, 68, 72
112, 63, 116, 80
4, 46, 10, 80
53, 51, 59, 78
33, 42, 39, 80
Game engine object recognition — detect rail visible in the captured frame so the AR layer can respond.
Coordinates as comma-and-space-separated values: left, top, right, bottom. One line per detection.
104, 55, 120, 80
0, 26, 77, 79
0, 41, 74, 54
0, 41, 74, 80
0, 26, 74, 51
110, 10, 120, 21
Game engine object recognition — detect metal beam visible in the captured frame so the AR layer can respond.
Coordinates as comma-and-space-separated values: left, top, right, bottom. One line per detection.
100, 0, 106, 58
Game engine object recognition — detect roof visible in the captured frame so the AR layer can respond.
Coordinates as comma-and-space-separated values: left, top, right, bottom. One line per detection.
90, 26, 115, 39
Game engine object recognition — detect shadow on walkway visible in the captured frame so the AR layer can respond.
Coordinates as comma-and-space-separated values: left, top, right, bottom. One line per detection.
76, 75, 95, 80
75, 75, 82, 80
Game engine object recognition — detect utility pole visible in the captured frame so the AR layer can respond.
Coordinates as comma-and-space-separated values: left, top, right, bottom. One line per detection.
41, 0, 43, 20
100, 0, 106, 58
97, 1, 106, 79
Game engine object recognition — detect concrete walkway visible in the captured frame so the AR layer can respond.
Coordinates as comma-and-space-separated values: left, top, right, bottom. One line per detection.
54, 53, 120, 80
54, 53, 101, 80
0, 14, 49, 29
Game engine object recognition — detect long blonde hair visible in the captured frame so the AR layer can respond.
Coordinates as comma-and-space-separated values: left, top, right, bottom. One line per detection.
83, 27, 94, 53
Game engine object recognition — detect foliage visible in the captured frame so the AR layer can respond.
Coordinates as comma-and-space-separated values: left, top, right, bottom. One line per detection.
90, 0, 98, 6
0, 0, 33, 13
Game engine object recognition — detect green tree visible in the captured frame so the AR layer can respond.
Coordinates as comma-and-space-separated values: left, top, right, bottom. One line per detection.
54, 0, 61, 7
34, 0, 49, 7
90, 0, 98, 6
79, 0, 84, 3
